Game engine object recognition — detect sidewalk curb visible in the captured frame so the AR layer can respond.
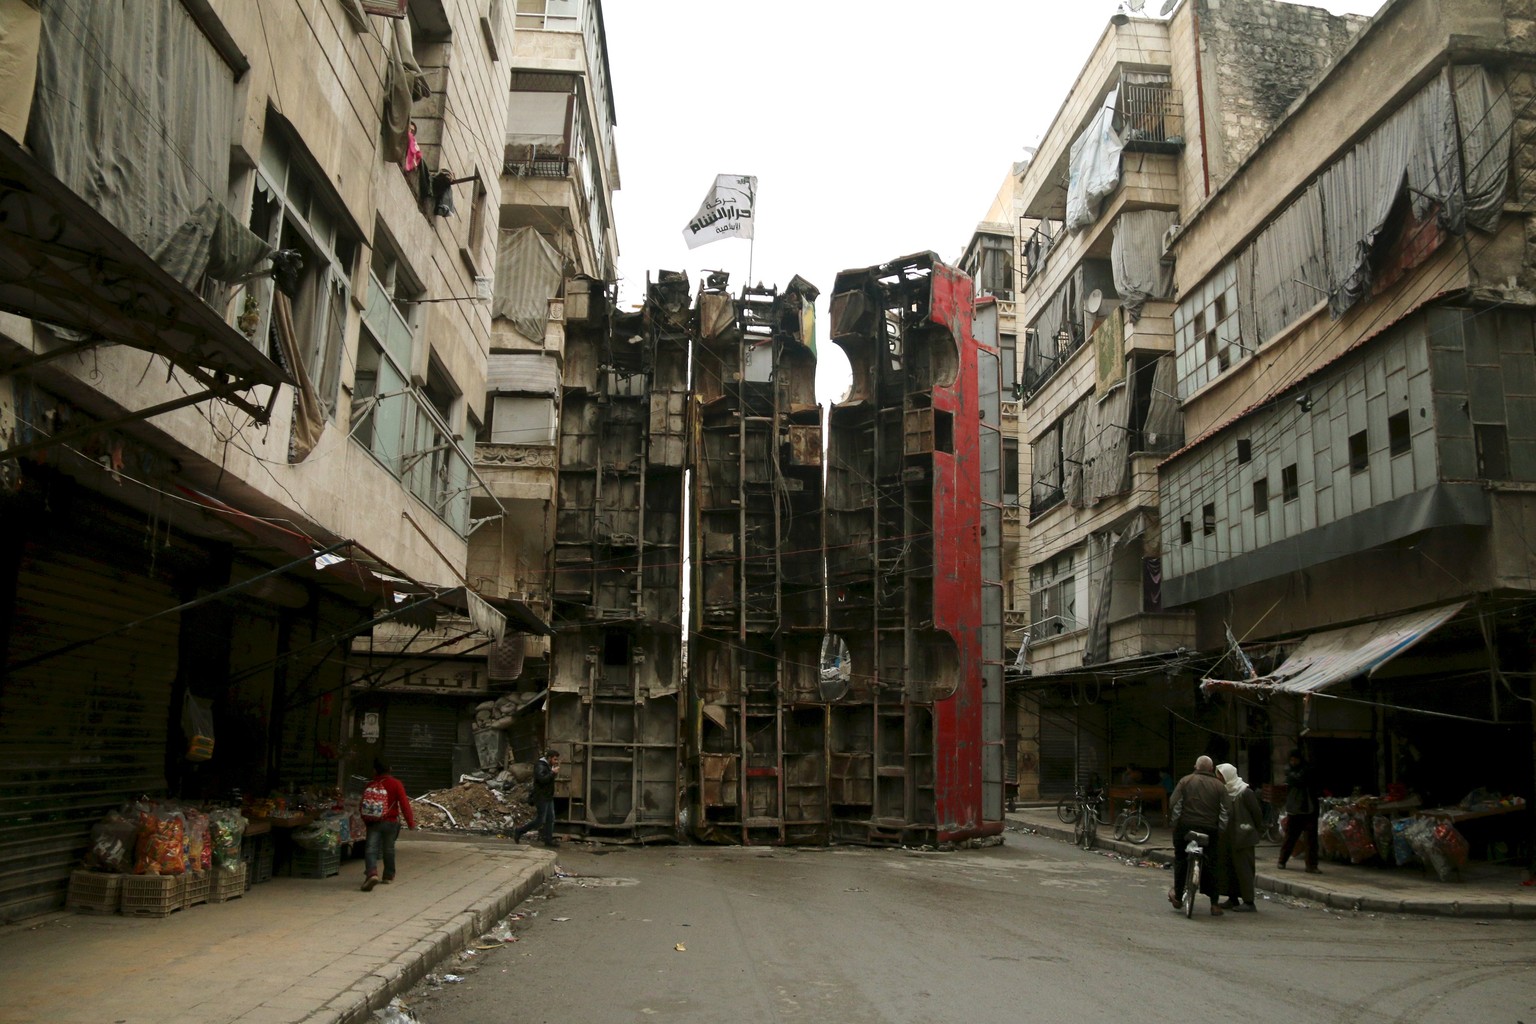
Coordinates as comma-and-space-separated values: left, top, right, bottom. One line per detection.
1009, 815, 1536, 920
304, 853, 558, 1024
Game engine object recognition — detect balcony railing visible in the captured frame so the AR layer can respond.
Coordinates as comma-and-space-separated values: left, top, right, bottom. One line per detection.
1128, 429, 1185, 456
504, 135, 570, 178
1119, 82, 1185, 153
1030, 486, 1065, 520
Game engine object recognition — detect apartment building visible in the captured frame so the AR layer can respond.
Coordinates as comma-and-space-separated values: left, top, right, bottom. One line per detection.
1005, 0, 1364, 802
0, 0, 521, 918
1160, 0, 1536, 809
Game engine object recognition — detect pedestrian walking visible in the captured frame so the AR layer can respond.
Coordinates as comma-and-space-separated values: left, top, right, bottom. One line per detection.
359, 758, 415, 891
515, 749, 561, 847
1216, 762, 1262, 912
1169, 754, 1229, 916
1276, 747, 1321, 873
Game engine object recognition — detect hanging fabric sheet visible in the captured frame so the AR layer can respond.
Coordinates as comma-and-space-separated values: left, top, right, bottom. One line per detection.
1066, 89, 1123, 233
1110, 209, 1176, 322
491, 227, 566, 344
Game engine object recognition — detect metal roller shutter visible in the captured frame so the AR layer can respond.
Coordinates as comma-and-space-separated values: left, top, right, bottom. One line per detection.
382, 697, 460, 798
0, 546, 179, 923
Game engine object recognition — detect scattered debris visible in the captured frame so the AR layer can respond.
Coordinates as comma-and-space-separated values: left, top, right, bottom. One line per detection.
674, 943, 686, 952
413, 773, 535, 833
373, 997, 420, 1024
552, 917, 570, 922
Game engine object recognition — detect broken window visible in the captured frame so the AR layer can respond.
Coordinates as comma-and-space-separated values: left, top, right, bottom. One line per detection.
245, 121, 359, 427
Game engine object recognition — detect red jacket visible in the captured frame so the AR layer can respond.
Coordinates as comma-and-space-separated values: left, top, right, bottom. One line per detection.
368, 774, 415, 828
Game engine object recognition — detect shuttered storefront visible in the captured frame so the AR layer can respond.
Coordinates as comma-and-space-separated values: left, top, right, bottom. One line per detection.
382, 697, 461, 798
0, 544, 180, 922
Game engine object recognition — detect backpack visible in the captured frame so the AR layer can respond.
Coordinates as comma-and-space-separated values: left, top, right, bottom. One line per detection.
360, 780, 390, 822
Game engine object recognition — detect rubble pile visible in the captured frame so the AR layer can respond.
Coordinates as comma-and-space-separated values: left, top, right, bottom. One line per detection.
413, 771, 534, 834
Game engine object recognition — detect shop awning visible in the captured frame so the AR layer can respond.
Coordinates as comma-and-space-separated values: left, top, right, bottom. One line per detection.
1202, 601, 1467, 694
0, 132, 289, 460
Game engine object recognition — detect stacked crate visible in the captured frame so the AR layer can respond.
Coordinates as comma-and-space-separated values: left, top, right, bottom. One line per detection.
119, 874, 182, 919
181, 869, 210, 909
287, 846, 340, 878
65, 871, 122, 915
209, 864, 247, 902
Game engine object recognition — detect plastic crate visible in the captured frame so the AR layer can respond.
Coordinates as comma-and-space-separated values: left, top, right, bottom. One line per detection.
247, 836, 274, 888
181, 869, 210, 909
120, 874, 182, 919
286, 846, 340, 879
209, 864, 247, 903
66, 870, 122, 915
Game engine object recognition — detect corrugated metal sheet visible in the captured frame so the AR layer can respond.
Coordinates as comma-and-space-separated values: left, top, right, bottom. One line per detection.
383, 697, 460, 798
0, 546, 179, 923
487, 352, 560, 395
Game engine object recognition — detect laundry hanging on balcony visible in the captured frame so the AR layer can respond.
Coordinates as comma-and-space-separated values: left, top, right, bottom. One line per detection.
492, 227, 566, 344
1066, 88, 1123, 233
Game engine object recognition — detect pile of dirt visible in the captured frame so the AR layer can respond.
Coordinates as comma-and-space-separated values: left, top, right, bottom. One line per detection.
413, 775, 533, 834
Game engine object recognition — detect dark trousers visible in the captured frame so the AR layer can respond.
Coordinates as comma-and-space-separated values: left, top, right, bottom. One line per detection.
1173, 824, 1219, 901
517, 799, 555, 842
1279, 811, 1319, 869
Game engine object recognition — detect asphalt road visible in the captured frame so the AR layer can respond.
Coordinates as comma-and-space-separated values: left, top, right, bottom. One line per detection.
402, 827, 1534, 1024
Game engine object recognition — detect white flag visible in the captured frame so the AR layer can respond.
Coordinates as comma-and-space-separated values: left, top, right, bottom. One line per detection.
681, 174, 756, 250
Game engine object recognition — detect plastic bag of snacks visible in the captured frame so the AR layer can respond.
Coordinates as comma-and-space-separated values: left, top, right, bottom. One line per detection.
1391, 818, 1416, 866
181, 807, 212, 871
135, 807, 187, 875
1340, 813, 1378, 864
1371, 815, 1393, 864
292, 816, 343, 852
208, 808, 247, 871
1431, 821, 1469, 873
1317, 809, 1347, 861
1403, 816, 1459, 880
83, 810, 139, 873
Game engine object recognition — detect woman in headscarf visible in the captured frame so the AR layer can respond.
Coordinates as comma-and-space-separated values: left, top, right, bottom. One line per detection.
1217, 762, 1264, 912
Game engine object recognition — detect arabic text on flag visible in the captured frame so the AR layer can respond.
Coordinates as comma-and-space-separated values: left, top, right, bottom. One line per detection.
682, 174, 755, 249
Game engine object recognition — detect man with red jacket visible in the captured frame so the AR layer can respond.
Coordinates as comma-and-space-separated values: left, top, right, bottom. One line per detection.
360, 758, 415, 891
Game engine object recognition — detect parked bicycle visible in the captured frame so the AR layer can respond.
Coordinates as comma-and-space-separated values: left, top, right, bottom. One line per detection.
1113, 793, 1152, 844
1056, 786, 1110, 827
1073, 791, 1099, 849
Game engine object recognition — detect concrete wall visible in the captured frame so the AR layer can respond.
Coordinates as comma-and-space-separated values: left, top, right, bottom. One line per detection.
1195, 0, 1367, 190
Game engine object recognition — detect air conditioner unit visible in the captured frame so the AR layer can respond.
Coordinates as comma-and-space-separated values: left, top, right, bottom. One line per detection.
1161, 222, 1182, 256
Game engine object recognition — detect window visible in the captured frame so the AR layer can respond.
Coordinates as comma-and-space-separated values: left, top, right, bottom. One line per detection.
1030, 553, 1078, 635
1003, 437, 1020, 506
489, 395, 556, 445
1252, 477, 1269, 514
1202, 502, 1216, 536
1000, 333, 1017, 397
1476, 424, 1509, 479
243, 123, 359, 424
407, 2, 453, 170
515, 0, 579, 31
353, 245, 423, 470
1282, 463, 1299, 502
463, 170, 490, 275
1388, 410, 1411, 457
1236, 438, 1251, 464
1348, 430, 1369, 473
1180, 517, 1193, 545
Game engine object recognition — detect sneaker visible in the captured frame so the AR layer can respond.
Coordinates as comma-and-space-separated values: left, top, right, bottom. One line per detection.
1276, 859, 1286, 870
361, 875, 379, 892
382, 877, 394, 884
1209, 905, 1225, 916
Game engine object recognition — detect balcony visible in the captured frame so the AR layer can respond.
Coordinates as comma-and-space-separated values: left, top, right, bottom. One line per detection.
474, 441, 556, 503
1025, 610, 1196, 679
1119, 80, 1185, 155
504, 136, 571, 179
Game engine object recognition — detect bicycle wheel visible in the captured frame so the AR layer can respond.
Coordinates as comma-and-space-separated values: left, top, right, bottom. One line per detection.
1082, 812, 1097, 850
1094, 801, 1113, 827
1123, 813, 1151, 845
1113, 815, 1127, 841
1073, 815, 1087, 847
1057, 796, 1079, 824
1184, 857, 1200, 919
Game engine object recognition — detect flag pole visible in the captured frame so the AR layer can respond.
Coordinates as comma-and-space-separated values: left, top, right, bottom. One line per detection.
746, 178, 756, 288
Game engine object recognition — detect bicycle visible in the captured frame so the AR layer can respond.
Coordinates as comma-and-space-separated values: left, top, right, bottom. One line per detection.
1179, 829, 1211, 919
1112, 794, 1152, 844
1073, 793, 1099, 849
1056, 786, 1110, 827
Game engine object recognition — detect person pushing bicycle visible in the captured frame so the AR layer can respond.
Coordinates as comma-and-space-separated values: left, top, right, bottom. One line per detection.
1168, 755, 1229, 917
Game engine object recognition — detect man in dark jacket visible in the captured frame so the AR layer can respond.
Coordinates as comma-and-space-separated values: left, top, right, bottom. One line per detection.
1169, 755, 1229, 915
515, 750, 561, 847
1277, 747, 1320, 873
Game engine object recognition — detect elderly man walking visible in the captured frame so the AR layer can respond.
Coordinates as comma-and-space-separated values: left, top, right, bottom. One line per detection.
1169, 755, 1229, 916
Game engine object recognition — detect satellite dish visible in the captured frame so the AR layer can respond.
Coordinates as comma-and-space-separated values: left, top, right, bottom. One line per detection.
1159, 0, 1178, 15
1127, 0, 1147, 10
1084, 289, 1105, 316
